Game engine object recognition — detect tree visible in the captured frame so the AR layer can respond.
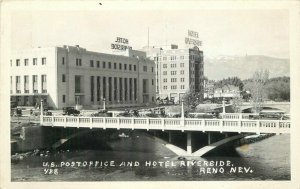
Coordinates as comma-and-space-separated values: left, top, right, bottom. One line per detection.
244, 69, 269, 113
181, 90, 203, 112
231, 93, 243, 113
265, 77, 290, 101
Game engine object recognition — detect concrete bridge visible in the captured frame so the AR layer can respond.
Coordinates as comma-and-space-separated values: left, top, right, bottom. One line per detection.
41, 116, 290, 134
240, 102, 290, 113
40, 115, 290, 156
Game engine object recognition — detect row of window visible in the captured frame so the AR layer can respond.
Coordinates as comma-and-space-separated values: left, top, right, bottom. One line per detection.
70, 58, 154, 73
163, 85, 185, 90
155, 55, 203, 62
162, 78, 184, 83
162, 70, 185, 75
87, 59, 137, 71
61, 74, 154, 86
12, 58, 46, 67
160, 55, 185, 61
14, 75, 46, 83
12, 75, 47, 93
62, 94, 156, 104
163, 63, 185, 68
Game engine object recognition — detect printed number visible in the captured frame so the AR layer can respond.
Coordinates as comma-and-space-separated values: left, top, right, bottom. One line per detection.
44, 168, 58, 175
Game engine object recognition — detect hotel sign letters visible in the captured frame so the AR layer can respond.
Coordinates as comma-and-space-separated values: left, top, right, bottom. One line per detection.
111, 37, 132, 51
185, 30, 202, 47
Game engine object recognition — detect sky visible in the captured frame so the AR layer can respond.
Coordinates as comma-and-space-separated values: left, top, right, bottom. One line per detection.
11, 9, 289, 58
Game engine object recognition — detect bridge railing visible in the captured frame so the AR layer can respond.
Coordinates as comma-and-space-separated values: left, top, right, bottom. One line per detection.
42, 116, 290, 134
220, 113, 258, 119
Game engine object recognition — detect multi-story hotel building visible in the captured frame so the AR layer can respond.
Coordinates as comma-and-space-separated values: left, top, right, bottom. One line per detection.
145, 45, 204, 103
10, 45, 156, 109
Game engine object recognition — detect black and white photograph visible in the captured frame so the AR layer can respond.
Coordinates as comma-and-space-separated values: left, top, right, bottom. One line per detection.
1, 0, 300, 188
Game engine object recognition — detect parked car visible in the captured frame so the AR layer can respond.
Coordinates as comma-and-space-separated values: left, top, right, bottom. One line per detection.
11, 108, 22, 117
62, 107, 80, 116
259, 110, 285, 120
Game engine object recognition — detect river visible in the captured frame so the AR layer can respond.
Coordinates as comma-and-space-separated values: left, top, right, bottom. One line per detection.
11, 133, 290, 181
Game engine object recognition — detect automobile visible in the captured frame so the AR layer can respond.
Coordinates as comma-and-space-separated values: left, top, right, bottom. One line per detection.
44, 111, 53, 116
11, 108, 22, 117
62, 107, 80, 116
259, 110, 285, 120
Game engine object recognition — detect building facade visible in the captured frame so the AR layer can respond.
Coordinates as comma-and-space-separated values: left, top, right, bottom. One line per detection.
204, 81, 241, 99
145, 45, 204, 103
10, 45, 156, 109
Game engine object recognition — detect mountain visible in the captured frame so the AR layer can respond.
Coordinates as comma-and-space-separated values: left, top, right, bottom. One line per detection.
204, 55, 290, 80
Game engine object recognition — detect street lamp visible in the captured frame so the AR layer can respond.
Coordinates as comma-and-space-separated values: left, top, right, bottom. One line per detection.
103, 98, 106, 110
181, 99, 185, 119
40, 99, 44, 124
222, 98, 226, 114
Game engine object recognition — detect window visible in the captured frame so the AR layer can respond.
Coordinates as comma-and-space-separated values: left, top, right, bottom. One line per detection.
171, 78, 177, 82
163, 78, 167, 82
181, 78, 185, 82
103, 61, 106, 68
97, 61, 100, 68
16, 59, 20, 66
108, 62, 112, 69
129, 64, 132, 70
62, 57, 65, 65
62, 95, 66, 103
119, 63, 122, 70
171, 71, 177, 75
143, 66, 147, 72
33, 58, 37, 65
16, 76, 20, 83
163, 64, 167, 68
16, 76, 21, 93
24, 75, 29, 93
163, 57, 167, 61
42, 57, 46, 65
180, 56, 184, 60
171, 85, 177, 89
42, 75, 47, 93
171, 64, 176, 68
32, 75, 38, 93
90, 60, 94, 67
90, 76, 94, 102
124, 64, 127, 70
152, 67, 154, 72
24, 59, 29, 66
42, 75, 47, 82
163, 71, 167, 75
180, 63, 184, 67
76, 58, 82, 66
152, 79, 154, 85
181, 85, 185, 89
114, 62, 117, 69
180, 70, 184, 74
10, 60, 12, 67
163, 86, 167, 90
32, 75, 37, 82
10, 76, 12, 93
134, 65, 136, 71
62, 74, 66, 82
171, 56, 176, 60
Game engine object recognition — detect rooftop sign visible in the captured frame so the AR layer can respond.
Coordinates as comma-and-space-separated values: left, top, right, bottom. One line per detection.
111, 37, 132, 51
185, 30, 202, 47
